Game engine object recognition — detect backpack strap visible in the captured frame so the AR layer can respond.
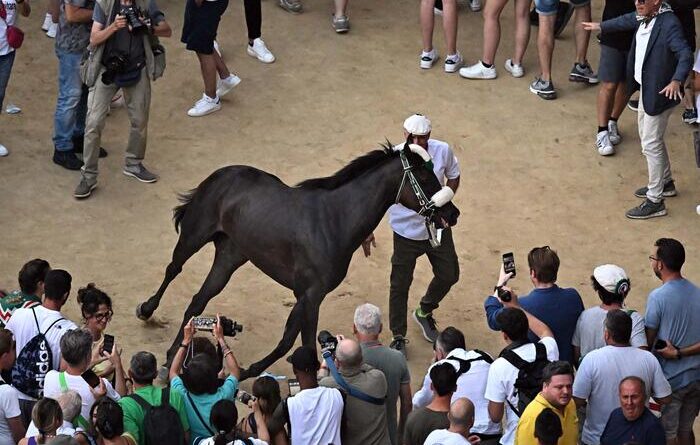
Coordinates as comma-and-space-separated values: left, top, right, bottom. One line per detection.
185, 391, 215, 436
321, 351, 384, 405
127, 392, 152, 412
472, 349, 494, 364
160, 387, 170, 407
41, 313, 65, 336
282, 397, 291, 438
533, 342, 547, 362
59, 373, 91, 431
499, 345, 530, 370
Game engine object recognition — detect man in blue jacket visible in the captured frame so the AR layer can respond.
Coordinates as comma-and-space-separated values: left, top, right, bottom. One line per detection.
584, 0, 692, 219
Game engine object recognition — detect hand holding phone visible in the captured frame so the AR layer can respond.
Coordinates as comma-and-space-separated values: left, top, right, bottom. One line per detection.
82, 369, 101, 388
502, 252, 516, 278
102, 334, 114, 355
654, 339, 668, 350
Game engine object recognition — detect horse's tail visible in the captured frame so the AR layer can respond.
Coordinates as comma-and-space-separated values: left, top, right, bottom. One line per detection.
173, 189, 196, 233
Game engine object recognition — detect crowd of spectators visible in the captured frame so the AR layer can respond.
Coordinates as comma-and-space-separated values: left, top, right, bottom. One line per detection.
0, 236, 698, 445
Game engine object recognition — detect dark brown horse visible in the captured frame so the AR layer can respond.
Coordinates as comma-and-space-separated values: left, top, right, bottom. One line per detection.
136, 141, 460, 379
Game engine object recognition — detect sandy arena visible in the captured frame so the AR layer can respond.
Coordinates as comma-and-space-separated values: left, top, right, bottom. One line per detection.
2, 0, 700, 428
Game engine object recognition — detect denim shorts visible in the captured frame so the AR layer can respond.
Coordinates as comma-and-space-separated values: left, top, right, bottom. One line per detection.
534, 0, 589, 16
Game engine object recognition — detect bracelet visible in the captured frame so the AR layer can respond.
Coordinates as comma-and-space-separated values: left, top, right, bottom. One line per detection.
179, 343, 189, 349
675, 345, 682, 359
223, 349, 233, 359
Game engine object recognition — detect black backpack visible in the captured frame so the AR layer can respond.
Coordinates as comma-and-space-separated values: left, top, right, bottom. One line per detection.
11, 307, 64, 399
128, 387, 186, 445
446, 349, 494, 374
499, 342, 550, 416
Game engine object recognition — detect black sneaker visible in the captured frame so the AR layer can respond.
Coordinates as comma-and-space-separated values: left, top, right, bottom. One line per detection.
53, 150, 83, 170
413, 309, 439, 342
682, 108, 697, 125
634, 180, 677, 198
389, 336, 408, 358
626, 199, 667, 219
627, 99, 639, 112
71, 136, 108, 158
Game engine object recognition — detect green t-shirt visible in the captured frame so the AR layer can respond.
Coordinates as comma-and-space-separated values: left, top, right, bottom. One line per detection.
119, 385, 190, 445
0, 291, 41, 328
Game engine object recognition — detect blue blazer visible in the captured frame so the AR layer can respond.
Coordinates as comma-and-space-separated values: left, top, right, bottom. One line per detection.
601, 11, 693, 116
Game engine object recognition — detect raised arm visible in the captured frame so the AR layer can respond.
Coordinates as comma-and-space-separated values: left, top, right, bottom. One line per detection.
169, 318, 195, 381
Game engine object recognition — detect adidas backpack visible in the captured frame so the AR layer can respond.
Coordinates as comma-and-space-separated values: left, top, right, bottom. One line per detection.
11, 307, 64, 399
499, 342, 550, 416
128, 387, 186, 445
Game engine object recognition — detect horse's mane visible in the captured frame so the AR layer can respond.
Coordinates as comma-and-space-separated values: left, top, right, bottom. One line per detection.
296, 141, 400, 190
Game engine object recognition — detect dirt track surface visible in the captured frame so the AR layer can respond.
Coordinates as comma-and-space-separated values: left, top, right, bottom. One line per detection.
2, 0, 700, 428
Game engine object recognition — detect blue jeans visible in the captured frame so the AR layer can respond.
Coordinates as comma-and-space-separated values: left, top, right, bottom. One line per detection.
53, 48, 88, 152
0, 51, 16, 111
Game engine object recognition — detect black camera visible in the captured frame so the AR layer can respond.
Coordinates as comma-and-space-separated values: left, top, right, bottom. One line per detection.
192, 316, 243, 337
497, 286, 512, 303
120, 5, 146, 32
317, 330, 338, 356
236, 390, 255, 405
101, 52, 129, 85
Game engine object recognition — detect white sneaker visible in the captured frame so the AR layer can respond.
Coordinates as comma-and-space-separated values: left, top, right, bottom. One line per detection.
216, 74, 241, 98
213, 40, 222, 57
420, 49, 439, 69
459, 61, 497, 79
46, 22, 57, 38
42, 13, 52, 31
0, 144, 8, 157
444, 53, 463, 73
469, 0, 482, 11
187, 94, 221, 117
504, 59, 524, 78
247, 38, 275, 63
433, 6, 443, 15
608, 120, 621, 145
596, 130, 614, 156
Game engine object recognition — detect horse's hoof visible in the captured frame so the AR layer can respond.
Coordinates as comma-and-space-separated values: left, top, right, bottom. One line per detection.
135, 303, 151, 321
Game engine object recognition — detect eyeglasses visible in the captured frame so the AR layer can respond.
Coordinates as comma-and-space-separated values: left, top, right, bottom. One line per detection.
91, 310, 113, 321
649, 256, 659, 262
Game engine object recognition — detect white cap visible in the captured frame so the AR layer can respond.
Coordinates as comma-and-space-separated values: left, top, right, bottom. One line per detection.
403, 114, 432, 135
593, 264, 629, 295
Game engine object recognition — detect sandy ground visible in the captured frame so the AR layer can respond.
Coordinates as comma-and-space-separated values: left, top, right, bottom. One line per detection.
2, 0, 700, 431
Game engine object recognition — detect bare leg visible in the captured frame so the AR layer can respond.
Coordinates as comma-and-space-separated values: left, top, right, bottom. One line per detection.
537, 14, 556, 81
212, 51, 231, 80
442, 0, 458, 55
598, 82, 617, 127
196, 53, 218, 99
682, 71, 695, 109
481, 0, 507, 64
611, 82, 628, 120
420, 0, 437, 52
573, 4, 591, 64
512, 0, 531, 65
333, 0, 348, 17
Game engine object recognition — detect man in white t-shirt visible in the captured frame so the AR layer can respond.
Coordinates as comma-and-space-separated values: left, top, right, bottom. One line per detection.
362, 114, 461, 354
0, 329, 24, 445
424, 398, 481, 445
43, 329, 124, 424
6, 269, 78, 426
413, 326, 501, 443
572, 264, 647, 365
484, 292, 560, 445
573, 309, 671, 445
268, 346, 344, 444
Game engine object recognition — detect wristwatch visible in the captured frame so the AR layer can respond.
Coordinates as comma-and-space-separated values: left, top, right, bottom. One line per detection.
675, 345, 682, 359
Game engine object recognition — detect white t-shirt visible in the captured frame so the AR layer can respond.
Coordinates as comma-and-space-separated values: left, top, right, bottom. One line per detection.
572, 307, 647, 358
0, 380, 21, 445
287, 386, 343, 445
0, 0, 18, 56
43, 370, 120, 420
413, 349, 501, 435
572, 345, 671, 445
634, 18, 656, 84
388, 139, 460, 240
484, 337, 559, 445
424, 428, 471, 445
25, 421, 76, 438
6, 306, 77, 400
198, 438, 267, 445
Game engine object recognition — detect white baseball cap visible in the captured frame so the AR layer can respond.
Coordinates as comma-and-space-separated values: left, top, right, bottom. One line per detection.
593, 264, 630, 295
403, 114, 432, 135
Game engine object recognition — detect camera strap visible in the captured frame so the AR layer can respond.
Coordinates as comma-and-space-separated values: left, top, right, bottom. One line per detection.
321, 350, 384, 405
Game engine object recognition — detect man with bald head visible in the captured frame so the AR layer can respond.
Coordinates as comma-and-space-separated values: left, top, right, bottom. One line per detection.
424, 398, 482, 444
319, 338, 390, 445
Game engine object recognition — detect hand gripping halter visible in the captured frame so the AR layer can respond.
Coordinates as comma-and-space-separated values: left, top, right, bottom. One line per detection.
394, 144, 455, 247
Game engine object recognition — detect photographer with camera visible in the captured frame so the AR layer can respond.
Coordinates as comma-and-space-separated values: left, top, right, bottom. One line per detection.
74, 0, 171, 199
317, 336, 390, 445
169, 315, 241, 442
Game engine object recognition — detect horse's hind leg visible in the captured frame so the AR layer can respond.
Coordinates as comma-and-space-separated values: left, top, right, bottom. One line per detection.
165, 235, 248, 364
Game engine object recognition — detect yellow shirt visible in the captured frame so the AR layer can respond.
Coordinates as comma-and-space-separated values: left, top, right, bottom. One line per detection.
515, 393, 578, 445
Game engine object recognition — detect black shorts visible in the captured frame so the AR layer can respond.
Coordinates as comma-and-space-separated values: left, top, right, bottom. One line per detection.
675, 9, 697, 52
181, 0, 228, 55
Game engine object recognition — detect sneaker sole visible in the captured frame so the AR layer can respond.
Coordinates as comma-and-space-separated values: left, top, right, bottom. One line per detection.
246, 47, 275, 63
626, 208, 668, 219
420, 59, 439, 69
530, 86, 557, 99
412, 311, 435, 343
505, 68, 524, 78
123, 170, 158, 183
278, 2, 302, 13
627, 103, 639, 112
569, 74, 599, 84
444, 63, 462, 73
683, 118, 697, 124
334, 27, 350, 33
459, 70, 497, 79
74, 183, 97, 199
187, 105, 222, 118
598, 146, 614, 156
634, 190, 677, 199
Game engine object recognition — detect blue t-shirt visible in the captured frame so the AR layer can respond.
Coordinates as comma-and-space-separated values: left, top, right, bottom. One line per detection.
171, 375, 238, 445
645, 278, 700, 391
484, 285, 584, 363
600, 407, 666, 445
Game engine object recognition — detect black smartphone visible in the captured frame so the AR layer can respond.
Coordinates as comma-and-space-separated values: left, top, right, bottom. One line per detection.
654, 339, 667, 350
503, 252, 516, 277
81, 369, 101, 388
102, 334, 114, 355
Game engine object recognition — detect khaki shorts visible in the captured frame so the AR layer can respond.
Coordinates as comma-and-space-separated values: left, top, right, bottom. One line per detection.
661, 380, 700, 440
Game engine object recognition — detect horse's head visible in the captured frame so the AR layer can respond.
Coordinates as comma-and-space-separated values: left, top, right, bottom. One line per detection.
396, 143, 460, 229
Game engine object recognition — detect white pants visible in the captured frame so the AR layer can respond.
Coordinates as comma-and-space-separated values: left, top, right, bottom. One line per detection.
638, 92, 674, 203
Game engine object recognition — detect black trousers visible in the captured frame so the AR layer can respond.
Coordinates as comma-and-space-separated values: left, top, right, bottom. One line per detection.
244, 0, 262, 40
389, 229, 459, 337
